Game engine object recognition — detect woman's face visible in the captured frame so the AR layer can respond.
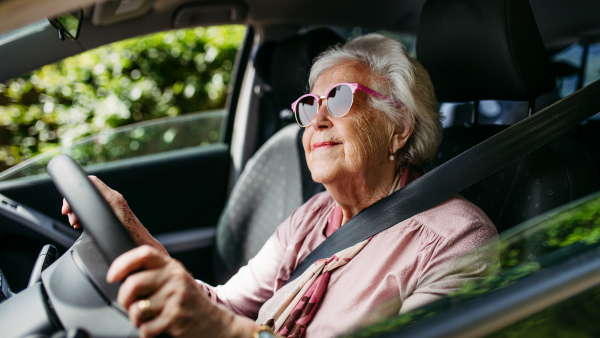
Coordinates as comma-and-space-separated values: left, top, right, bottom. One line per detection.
302, 62, 396, 186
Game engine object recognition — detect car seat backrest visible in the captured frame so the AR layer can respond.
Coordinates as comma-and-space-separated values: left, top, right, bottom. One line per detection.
417, 0, 556, 102
213, 30, 340, 282
214, 124, 303, 282
418, 0, 600, 234
254, 28, 344, 108
428, 127, 600, 234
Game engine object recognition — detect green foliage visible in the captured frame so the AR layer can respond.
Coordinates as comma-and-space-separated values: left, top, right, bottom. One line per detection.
0, 25, 245, 172
0, 111, 225, 180
488, 281, 600, 338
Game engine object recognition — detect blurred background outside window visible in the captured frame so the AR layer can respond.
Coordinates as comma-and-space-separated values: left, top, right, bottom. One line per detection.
0, 25, 245, 174
439, 41, 600, 127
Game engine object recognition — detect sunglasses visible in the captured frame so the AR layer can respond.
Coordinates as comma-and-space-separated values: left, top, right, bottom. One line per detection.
291, 83, 403, 127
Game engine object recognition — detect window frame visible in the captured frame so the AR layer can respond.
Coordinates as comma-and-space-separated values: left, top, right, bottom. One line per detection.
222, 25, 255, 146
351, 190, 600, 338
386, 242, 600, 338
0, 24, 253, 179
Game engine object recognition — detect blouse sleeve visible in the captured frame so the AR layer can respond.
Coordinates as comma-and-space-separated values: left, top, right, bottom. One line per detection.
399, 219, 499, 315
196, 210, 302, 319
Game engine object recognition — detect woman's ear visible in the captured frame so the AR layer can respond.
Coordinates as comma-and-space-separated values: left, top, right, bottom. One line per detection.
390, 124, 412, 154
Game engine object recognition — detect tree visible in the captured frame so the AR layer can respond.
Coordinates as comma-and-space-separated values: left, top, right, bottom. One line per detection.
0, 25, 245, 172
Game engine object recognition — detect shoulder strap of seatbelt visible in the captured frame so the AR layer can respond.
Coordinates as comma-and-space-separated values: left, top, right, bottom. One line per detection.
287, 79, 600, 284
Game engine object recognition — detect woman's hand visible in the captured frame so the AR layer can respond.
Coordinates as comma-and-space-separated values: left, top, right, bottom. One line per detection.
107, 245, 261, 338
61, 175, 168, 256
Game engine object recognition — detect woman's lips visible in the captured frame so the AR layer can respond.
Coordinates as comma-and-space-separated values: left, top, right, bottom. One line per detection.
313, 141, 341, 150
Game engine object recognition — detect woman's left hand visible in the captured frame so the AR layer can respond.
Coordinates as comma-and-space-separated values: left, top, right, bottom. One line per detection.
107, 245, 260, 338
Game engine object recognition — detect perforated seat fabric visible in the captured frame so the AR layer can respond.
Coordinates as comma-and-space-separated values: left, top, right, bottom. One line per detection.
214, 124, 304, 282
495, 135, 600, 232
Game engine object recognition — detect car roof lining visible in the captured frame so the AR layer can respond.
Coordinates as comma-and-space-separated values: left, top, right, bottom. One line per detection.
1, 0, 600, 82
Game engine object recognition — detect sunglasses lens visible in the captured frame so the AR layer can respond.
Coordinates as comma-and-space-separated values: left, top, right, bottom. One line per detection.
297, 96, 318, 126
327, 85, 353, 117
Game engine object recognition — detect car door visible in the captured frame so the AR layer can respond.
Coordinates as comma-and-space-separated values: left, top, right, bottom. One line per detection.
0, 24, 254, 291
343, 189, 600, 337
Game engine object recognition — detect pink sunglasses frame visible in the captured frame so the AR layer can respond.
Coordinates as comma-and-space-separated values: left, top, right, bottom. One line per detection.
291, 83, 403, 127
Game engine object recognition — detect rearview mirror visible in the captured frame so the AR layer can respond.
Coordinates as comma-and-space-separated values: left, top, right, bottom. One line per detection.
48, 9, 83, 41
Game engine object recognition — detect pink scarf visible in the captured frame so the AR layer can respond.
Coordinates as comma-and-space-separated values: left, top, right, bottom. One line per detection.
257, 165, 422, 337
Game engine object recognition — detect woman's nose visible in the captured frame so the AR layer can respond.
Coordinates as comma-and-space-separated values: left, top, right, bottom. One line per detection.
311, 100, 333, 129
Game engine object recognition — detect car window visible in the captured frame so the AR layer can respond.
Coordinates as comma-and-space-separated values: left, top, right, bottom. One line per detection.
552, 43, 585, 98
584, 43, 600, 88
347, 191, 600, 337
0, 25, 246, 175
0, 109, 224, 181
554, 41, 600, 122
439, 41, 600, 127
486, 282, 600, 337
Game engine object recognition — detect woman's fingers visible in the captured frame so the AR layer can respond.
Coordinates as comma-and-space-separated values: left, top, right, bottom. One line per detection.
138, 285, 205, 338
88, 175, 126, 209
107, 245, 170, 283
62, 198, 81, 228
137, 296, 180, 338
60, 176, 127, 229
67, 213, 80, 228
116, 253, 234, 338
139, 313, 171, 338
118, 267, 170, 310
127, 279, 177, 328
61, 198, 70, 214
60, 175, 167, 254
88, 175, 110, 191
120, 256, 201, 337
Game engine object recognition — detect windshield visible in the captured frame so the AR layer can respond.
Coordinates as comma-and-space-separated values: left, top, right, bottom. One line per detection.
347, 190, 600, 337
0, 110, 225, 181
0, 20, 50, 47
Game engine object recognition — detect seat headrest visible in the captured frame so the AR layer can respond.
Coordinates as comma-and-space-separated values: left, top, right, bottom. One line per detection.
254, 29, 344, 106
417, 0, 556, 102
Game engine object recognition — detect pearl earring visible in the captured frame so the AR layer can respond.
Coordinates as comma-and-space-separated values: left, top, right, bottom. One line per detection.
389, 155, 395, 161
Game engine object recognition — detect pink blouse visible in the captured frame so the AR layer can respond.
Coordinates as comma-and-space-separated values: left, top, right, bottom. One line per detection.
199, 187, 498, 337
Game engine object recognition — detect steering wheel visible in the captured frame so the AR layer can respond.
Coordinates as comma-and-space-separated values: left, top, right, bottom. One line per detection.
0, 155, 141, 338
47, 155, 137, 265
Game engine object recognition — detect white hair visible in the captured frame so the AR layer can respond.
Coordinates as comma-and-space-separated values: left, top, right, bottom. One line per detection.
309, 33, 442, 167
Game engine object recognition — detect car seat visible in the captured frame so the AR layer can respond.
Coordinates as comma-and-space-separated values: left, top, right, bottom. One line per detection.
418, 0, 600, 234
213, 29, 341, 282
576, 120, 600, 178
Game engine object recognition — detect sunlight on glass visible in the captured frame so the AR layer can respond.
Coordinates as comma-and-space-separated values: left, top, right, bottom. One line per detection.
163, 128, 177, 143
348, 191, 600, 337
0, 110, 225, 181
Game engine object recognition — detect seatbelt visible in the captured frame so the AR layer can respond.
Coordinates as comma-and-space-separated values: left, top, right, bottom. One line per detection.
287, 79, 600, 283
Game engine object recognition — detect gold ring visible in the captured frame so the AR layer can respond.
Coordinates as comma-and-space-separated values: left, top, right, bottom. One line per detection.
138, 299, 154, 320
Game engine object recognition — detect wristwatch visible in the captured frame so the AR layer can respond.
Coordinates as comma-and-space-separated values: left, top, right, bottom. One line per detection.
251, 324, 276, 338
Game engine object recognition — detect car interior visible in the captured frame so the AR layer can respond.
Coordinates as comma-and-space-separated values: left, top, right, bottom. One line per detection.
0, 0, 600, 337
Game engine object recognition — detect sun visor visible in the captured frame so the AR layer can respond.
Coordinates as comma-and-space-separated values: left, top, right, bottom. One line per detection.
417, 0, 556, 102
92, 0, 156, 26
172, 3, 247, 28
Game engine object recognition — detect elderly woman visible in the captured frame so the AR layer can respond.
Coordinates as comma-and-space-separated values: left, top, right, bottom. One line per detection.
63, 34, 498, 338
